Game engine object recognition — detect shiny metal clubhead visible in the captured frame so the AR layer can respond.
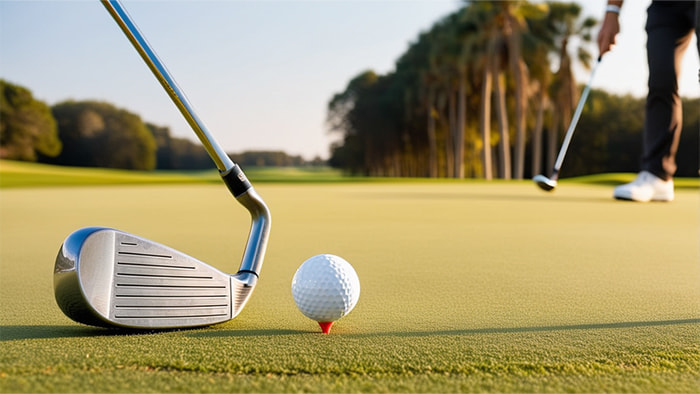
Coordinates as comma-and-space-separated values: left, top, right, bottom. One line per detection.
54, 227, 258, 329
533, 174, 557, 192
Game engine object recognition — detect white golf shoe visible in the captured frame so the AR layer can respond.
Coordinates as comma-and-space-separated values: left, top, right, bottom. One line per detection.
613, 171, 674, 202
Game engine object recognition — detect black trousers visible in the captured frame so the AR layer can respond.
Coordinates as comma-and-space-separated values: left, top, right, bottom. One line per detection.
643, 0, 698, 180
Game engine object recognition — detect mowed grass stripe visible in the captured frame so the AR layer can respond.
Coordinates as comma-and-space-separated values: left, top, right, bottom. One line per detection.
3, 159, 699, 188
0, 160, 347, 187
0, 160, 220, 187
1, 179, 698, 392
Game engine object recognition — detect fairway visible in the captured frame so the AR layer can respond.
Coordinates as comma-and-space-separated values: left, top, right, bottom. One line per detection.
1, 179, 698, 392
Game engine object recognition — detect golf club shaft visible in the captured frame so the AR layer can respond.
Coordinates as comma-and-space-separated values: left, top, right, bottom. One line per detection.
551, 57, 602, 178
101, 0, 271, 279
102, 0, 234, 173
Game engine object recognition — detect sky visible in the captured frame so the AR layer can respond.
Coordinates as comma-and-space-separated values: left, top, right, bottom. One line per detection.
1, 0, 698, 161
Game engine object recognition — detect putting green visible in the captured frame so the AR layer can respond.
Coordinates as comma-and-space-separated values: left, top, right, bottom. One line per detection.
1, 180, 698, 393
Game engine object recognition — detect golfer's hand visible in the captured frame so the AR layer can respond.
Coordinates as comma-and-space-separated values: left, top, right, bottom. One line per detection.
597, 12, 620, 56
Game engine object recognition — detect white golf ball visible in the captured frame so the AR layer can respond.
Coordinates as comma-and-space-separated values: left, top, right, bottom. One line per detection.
291, 254, 360, 323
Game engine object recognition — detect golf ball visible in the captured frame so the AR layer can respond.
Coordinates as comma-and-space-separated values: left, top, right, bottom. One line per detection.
291, 254, 360, 323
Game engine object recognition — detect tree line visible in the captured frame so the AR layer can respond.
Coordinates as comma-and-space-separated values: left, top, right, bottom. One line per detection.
327, 0, 699, 178
0, 79, 312, 171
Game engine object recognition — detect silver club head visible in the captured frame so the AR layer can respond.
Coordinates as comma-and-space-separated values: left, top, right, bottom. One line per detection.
533, 174, 557, 192
54, 227, 257, 329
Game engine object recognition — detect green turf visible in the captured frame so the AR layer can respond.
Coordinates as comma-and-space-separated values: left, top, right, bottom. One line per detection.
1, 168, 698, 392
3, 159, 699, 189
566, 173, 700, 189
0, 160, 348, 188
0, 160, 220, 188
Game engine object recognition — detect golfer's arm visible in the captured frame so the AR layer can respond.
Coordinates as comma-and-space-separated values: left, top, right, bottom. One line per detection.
598, 0, 622, 56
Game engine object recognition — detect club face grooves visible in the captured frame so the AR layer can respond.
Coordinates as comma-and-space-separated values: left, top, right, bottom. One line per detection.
118, 250, 174, 259
112, 231, 232, 327
54, 228, 243, 329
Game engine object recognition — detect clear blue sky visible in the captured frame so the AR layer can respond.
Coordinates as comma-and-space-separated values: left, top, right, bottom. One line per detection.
1, 0, 697, 160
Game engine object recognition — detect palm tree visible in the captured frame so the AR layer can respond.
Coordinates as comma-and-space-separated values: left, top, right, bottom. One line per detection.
465, 1, 500, 179
493, 45, 512, 180
425, 13, 475, 179
397, 29, 439, 177
544, 2, 597, 173
479, 34, 494, 180
469, 1, 542, 180
502, 1, 548, 179
453, 13, 479, 179
504, 8, 528, 180
525, 4, 557, 177
477, 2, 511, 179
426, 19, 457, 178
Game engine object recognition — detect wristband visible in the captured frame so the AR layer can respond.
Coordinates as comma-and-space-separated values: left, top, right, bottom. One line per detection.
606, 4, 621, 14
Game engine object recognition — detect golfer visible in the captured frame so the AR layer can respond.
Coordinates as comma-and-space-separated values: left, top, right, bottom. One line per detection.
598, 0, 698, 202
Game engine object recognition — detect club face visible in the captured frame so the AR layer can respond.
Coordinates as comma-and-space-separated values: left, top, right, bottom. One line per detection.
54, 227, 255, 329
533, 175, 557, 192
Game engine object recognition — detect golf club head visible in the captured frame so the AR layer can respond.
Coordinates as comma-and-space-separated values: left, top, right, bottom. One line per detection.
533, 174, 557, 192
54, 227, 257, 329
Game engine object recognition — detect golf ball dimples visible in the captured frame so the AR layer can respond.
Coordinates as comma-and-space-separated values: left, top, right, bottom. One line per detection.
292, 254, 360, 322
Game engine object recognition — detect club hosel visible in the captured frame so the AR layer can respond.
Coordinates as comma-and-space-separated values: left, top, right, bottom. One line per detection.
221, 165, 253, 197
235, 189, 271, 277
220, 165, 270, 276
550, 169, 560, 182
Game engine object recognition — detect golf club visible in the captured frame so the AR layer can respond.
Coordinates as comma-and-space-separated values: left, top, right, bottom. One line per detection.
53, 0, 271, 329
533, 56, 602, 191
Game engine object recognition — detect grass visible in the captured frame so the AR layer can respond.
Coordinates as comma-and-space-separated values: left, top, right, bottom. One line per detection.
0, 163, 698, 393
2, 160, 699, 189
0, 160, 347, 188
569, 172, 700, 189
0, 160, 220, 187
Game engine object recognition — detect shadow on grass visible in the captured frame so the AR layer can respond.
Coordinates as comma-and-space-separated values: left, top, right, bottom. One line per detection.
188, 329, 306, 338
0, 324, 306, 341
2, 319, 697, 341
571, 174, 700, 190
0, 325, 138, 341
367, 190, 613, 204
455, 192, 613, 204
579, 180, 700, 190
0, 325, 224, 341
351, 318, 700, 338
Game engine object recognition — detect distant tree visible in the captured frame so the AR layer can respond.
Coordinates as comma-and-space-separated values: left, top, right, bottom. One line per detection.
169, 137, 211, 169
0, 79, 61, 161
564, 90, 645, 176
309, 156, 327, 167
329, 138, 365, 175
328, 70, 404, 175
150, 123, 175, 169
230, 151, 306, 167
46, 100, 156, 170
148, 123, 210, 170
150, 125, 314, 170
